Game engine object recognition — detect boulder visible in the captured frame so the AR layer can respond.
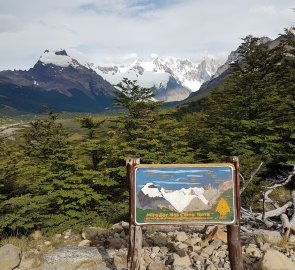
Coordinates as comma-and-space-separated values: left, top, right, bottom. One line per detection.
150, 232, 168, 246
202, 239, 222, 256
174, 231, 188, 242
81, 227, 109, 241
41, 246, 111, 270
260, 249, 295, 270
172, 253, 191, 267
258, 230, 283, 245
147, 261, 168, 270
0, 244, 21, 270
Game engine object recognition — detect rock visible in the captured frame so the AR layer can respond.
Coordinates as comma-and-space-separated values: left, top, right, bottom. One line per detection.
260, 249, 295, 270
152, 246, 160, 253
202, 239, 222, 256
29, 230, 43, 241
174, 231, 188, 242
217, 250, 227, 258
150, 232, 168, 246
52, 234, 62, 241
147, 261, 168, 270
290, 254, 295, 262
78, 239, 91, 247
41, 246, 111, 270
63, 229, 72, 237
173, 253, 191, 267
206, 264, 217, 270
192, 254, 205, 265
245, 245, 262, 258
81, 227, 109, 241
185, 236, 202, 246
0, 244, 22, 270
175, 242, 188, 257
205, 226, 227, 243
258, 230, 283, 245
112, 222, 124, 233
113, 255, 127, 270
106, 238, 123, 249
174, 267, 195, 270
44, 241, 51, 246
17, 257, 37, 270
121, 221, 129, 230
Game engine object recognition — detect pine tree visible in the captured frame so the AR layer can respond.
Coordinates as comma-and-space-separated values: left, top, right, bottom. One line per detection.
0, 112, 105, 234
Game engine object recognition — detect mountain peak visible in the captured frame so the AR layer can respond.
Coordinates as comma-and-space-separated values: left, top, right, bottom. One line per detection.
38, 49, 81, 68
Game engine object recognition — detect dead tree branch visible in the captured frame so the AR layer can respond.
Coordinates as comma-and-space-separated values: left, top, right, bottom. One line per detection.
240, 161, 264, 195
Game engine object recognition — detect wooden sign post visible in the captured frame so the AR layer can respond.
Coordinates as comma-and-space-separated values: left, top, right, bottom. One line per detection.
127, 156, 242, 270
226, 156, 243, 270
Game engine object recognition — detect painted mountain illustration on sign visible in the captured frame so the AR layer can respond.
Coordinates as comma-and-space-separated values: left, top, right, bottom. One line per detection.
137, 180, 232, 213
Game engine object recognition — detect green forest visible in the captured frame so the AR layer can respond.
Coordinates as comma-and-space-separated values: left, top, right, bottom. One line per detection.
0, 30, 294, 236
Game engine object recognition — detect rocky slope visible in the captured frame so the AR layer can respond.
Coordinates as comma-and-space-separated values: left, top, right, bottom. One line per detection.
2, 222, 295, 270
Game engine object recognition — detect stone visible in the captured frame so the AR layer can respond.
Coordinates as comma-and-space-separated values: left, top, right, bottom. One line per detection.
81, 227, 109, 241
192, 254, 205, 264
63, 229, 72, 237
78, 239, 91, 247
206, 264, 217, 270
175, 242, 188, 257
174, 231, 188, 242
245, 246, 262, 258
147, 261, 168, 270
258, 230, 283, 245
174, 267, 195, 270
202, 239, 222, 256
44, 241, 51, 246
0, 244, 22, 270
112, 222, 124, 233
106, 238, 123, 249
152, 246, 160, 253
216, 251, 226, 258
150, 232, 168, 246
290, 254, 295, 262
173, 253, 191, 267
121, 221, 129, 230
185, 236, 202, 246
41, 246, 111, 270
260, 249, 295, 270
113, 255, 127, 270
205, 226, 227, 243
17, 257, 37, 270
29, 230, 43, 241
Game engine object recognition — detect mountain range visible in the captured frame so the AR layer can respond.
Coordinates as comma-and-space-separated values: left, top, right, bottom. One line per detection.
137, 181, 232, 213
0, 49, 219, 114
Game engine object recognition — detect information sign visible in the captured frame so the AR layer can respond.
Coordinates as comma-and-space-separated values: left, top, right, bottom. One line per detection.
134, 164, 236, 225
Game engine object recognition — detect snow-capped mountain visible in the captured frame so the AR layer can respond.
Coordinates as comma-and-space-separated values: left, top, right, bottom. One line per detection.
91, 56, 220, 102
0, 49, 115, 113
0, 48, 220, 113
138, 182, 207, 213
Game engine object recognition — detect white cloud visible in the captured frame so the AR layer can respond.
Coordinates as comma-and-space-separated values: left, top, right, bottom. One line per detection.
0, 0, 294, 70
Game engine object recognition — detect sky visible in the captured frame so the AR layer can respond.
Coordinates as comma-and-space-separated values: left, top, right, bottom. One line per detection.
0, 0, 294, 71
136, 166, 233, 191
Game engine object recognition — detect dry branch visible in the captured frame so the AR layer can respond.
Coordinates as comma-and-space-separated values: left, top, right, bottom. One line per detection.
240, 161, 264, 194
